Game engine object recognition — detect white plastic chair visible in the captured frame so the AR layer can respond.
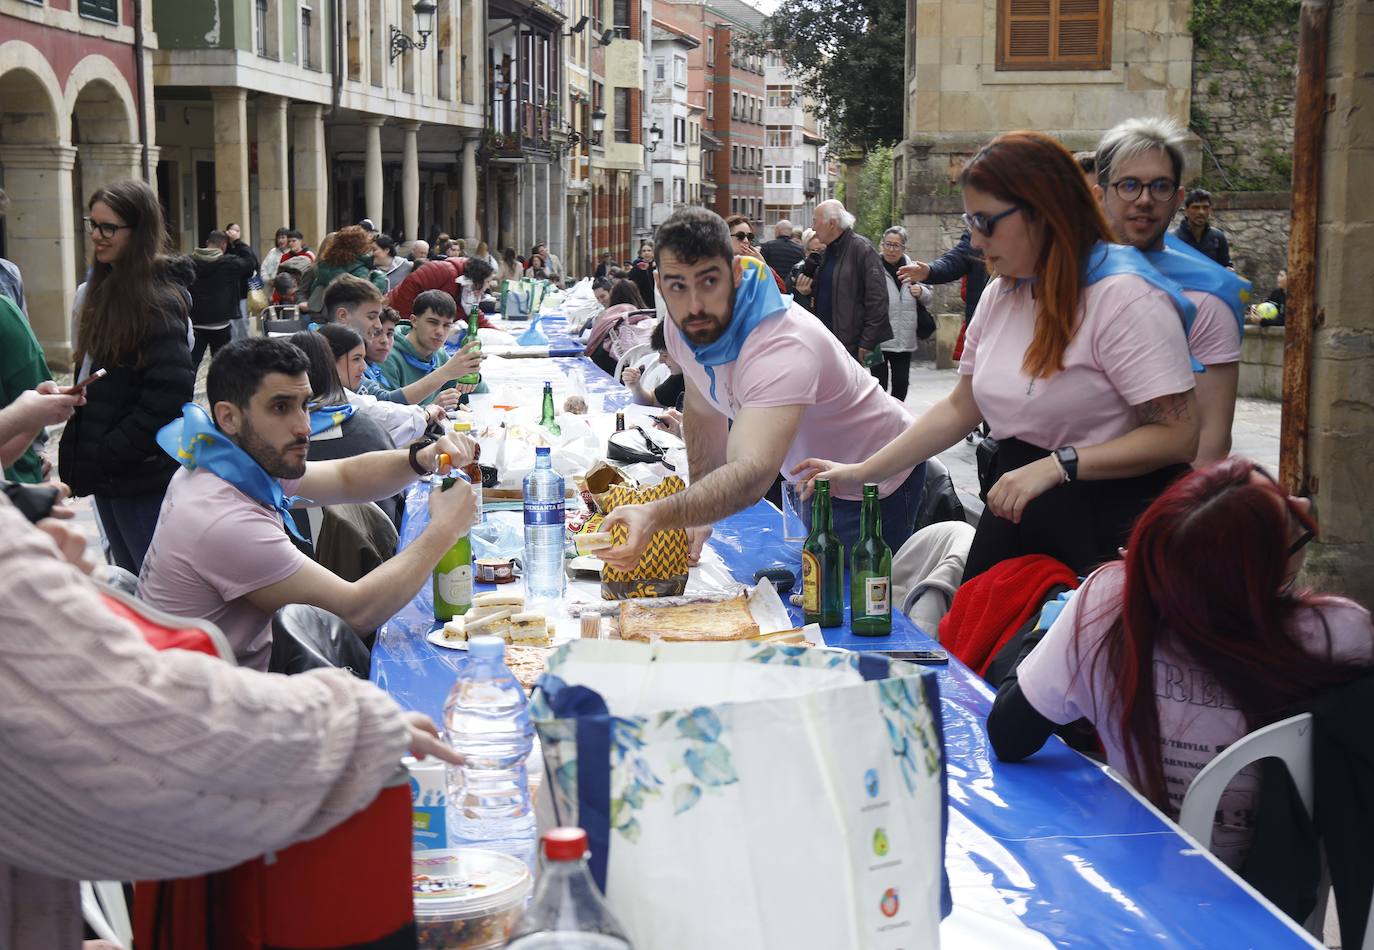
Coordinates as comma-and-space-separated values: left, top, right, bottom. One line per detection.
1178, 713, 1334, 940
612, 342, 653, 384
81, 880, 132, 948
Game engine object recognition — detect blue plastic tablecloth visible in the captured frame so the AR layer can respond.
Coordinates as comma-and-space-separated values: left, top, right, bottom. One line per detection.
371, 355, 1313, 948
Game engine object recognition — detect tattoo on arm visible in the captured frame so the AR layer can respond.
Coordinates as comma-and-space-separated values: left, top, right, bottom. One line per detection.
1135, 392, 1193, 426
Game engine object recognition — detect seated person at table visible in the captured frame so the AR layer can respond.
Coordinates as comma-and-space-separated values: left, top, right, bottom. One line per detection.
584, 279, 652, 378
987, 457, 1374, 868
327, 277, 478, 409
388, 254, 495, 322
0, 503, 461, 947
621, 320, 685, 411
599, 206, 920, 566
137, 337, 478, 670
319, 321, 440, 448
381, 290, 484, 408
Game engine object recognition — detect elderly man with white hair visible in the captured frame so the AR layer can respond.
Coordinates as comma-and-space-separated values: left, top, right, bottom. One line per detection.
795, 200, 892, 371
760, 218, 804, 278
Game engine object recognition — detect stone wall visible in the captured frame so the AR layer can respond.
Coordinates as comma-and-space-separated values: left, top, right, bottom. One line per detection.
1209, 191, 1291, 295
1188, 6, 1300, 192
1238, 325, 1285, 400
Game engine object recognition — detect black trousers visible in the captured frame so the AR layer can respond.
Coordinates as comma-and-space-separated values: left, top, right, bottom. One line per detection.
192, 325, 233, 370
870, 351, 913, 402
963, 436, 1188, 584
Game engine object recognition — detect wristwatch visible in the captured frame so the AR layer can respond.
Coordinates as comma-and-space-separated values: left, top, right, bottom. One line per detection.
408, 436, 437, 476
1054, 446, 1079, 482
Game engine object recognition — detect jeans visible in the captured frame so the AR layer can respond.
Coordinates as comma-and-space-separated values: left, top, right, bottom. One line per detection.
807, 461, 927, 556
94, 492, 167, 575
229, 299, 250, 341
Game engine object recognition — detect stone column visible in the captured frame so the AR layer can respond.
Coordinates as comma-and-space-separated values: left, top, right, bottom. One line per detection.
1302, 0, 1374, 605
291, 103, 329, 247
75, 143, 142, 196
460, 133, 479, 243
400, 121, 421, 242
363, 116, 385, 230
211, 88, 251, 245
0, 143, 78, 364
256, 95, 291, 250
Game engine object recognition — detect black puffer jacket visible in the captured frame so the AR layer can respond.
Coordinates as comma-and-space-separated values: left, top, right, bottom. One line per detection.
58, 288, 195, 499
189, 244, 256, 327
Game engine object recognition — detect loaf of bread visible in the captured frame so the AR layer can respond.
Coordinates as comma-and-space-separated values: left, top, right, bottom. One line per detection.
618, 594, 760, 642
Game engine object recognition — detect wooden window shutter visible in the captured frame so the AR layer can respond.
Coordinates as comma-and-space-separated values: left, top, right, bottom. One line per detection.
997, 0, 1111, 71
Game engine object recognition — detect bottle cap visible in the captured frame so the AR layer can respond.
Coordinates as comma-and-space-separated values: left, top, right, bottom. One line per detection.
542, 827, 589, 862
536, 446, 551, 457
468, 635, 504, 659
437, 452, 451, 474
450, 421, 472, 433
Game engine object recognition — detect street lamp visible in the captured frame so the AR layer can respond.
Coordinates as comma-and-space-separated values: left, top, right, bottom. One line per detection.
590, 107, 606, 146
645, 122, 664, 153
390, 0, 437, 62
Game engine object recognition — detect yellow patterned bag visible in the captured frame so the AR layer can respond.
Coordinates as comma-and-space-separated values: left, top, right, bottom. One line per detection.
600, 476, 689, 600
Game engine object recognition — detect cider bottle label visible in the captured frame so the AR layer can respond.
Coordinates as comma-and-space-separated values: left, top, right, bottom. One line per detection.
864, 576, 890, 616
801, 550, 820, 614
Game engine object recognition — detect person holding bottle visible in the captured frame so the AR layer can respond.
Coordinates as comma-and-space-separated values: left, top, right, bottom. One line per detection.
795, 131, 1201, 584
599, 207, 922, 573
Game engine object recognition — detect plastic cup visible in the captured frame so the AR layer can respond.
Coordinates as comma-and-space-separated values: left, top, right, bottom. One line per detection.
782, 481, 808, 542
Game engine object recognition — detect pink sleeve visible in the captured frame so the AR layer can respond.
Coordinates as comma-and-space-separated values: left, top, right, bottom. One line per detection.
958, 278, 1000, 376
1017, 566, 1122, 726
1090, 281, 1196, 406
732, 331, 820, 408
202, 508, 307, 601
1187, 292, 1242, 366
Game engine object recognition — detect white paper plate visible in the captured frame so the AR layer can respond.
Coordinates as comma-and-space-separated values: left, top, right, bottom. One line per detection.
427, 628, 469, 651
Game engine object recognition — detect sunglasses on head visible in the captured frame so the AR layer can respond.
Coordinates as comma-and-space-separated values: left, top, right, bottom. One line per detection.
962, 205, 1022, 238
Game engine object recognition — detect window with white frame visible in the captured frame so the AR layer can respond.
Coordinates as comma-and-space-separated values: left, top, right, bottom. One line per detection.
674, 116, 685, 144
674, 56, 687, 86
655, 58, 666, 81
673, 178, 685, 202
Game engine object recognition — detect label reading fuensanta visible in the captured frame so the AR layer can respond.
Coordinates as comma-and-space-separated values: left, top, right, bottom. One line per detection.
865, 576, 890, 616
801, 550, 820, 614
437, 564, 473, 610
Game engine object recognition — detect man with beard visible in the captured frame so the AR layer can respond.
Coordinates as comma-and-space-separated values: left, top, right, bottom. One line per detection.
599, 207, 922, 566
137, 337, 478, 671
1093, 117, 1245, 464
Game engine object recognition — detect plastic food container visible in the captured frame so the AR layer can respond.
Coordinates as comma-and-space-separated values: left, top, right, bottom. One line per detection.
413, 848, 532, 950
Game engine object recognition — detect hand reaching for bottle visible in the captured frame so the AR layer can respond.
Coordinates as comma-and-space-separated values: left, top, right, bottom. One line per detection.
790, 458, 866, 500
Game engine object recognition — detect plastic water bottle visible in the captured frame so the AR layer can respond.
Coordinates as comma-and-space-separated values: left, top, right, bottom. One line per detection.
524, 445, 567, 602
506, 828, 634, 949
443, 636, 535, 857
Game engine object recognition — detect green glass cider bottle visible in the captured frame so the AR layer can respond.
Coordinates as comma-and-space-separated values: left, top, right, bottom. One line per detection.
801, 479, 844, 627
849, 483, 893, 636
540, 381, 562, 436
432, 474, 474, 622
457, 306, 482, 385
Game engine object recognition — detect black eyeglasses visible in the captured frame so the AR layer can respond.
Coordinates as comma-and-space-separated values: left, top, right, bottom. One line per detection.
84, 217, 133, 239
1254, 465, 1318, 556
962, 206, 1021, 238
731, 231, 754, 243
1287, 524, 1315, 558
1110, 177, 1178, 202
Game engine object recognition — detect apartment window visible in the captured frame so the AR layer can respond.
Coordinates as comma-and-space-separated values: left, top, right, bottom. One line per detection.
766, 126, 791, 148
673, 116, 686, 144
592, 0, 602, 36
654, 180, 665, 203
614, 87, 631, 142
731, 92, 739, 119
731, 146, 738, 169
706, 35, 715, 63
706, 89, 714, 115
655, 58, 666, 81
301, 6, 314, 69
78, 0, 118, 22
674, 56, 687, 86
612, 0, 630, 31
255, 0, 269, 55
997, 0, 1111, 70
674, 178, 686, 202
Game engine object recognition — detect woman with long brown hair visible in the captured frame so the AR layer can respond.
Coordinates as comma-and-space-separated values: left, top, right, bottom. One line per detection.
795, 131, 1201, 581
987, 458, 1373, 867
313, 224, 386, 297
58, 179, 195, 574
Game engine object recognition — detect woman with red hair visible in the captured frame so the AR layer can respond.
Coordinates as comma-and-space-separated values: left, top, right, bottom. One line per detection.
795, 131, 1200, 581
988, 458, 1373, 867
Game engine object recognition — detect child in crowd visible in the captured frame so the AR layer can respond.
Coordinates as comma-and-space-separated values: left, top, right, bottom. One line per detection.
380, 290, 466, 407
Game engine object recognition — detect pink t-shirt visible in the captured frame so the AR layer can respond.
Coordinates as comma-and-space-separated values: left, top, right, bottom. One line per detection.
1185, 290, 1242, 366
663, 301, 915, 501
137, 466, 308, 672
959, 274, 1196, 449
1017, 563, 1374, 868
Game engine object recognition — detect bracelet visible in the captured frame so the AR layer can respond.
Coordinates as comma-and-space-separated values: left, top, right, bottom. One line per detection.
1049, 453, 1070, 484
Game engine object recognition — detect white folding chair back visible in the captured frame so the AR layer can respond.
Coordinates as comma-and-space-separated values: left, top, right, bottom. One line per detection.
612, 342, 653, 384
1177, 713, 1327, 938
82, 880, 132, 948
640, 359, 671, 392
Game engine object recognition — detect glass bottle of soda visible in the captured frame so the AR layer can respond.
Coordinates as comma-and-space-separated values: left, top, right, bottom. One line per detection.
801, 479, 843, 628
432, 460, 474, 622
849, 483, 892, 636
506, 827, 632, 949
457, 305, 482, 385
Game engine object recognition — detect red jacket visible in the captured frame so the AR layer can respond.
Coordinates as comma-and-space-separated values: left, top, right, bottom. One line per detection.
939, 554, 1078, 676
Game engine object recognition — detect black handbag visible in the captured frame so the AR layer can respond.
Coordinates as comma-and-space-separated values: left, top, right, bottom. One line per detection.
975, 434, 1001, 499
917, 302, 936, 340
607, 426, 676, 471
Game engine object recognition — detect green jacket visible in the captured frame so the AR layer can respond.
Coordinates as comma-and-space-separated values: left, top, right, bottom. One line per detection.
381, 328, 455, 407
0, 295, 53, 483
314, 256, 388, 296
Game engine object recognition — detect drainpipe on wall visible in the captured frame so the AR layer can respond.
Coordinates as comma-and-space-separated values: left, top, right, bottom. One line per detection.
1278, 0, 1331, 497
331, 0, 344, 116
133, 0, 150, 180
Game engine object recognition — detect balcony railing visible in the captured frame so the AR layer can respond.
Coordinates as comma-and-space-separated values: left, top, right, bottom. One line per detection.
488, 99, 555, 156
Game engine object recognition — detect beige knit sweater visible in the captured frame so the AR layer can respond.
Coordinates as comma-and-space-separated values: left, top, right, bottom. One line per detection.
0, 496, 413, 947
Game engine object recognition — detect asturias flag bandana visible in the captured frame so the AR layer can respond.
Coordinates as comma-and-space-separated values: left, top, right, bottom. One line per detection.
157, 403, 309, 542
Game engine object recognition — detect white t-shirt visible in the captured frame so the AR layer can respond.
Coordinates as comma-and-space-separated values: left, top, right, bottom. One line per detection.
137, 467, 307, 671
959, 274, 1196, 449
1017, 563, 1374, 867
663, 301, 915, 501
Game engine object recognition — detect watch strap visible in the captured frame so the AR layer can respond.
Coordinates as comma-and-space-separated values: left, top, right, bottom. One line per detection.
408, 437, 436, 476
1054, 446, 1079, 482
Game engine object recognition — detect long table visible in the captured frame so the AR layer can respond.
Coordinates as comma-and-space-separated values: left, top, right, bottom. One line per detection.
371, 354, 1317, 948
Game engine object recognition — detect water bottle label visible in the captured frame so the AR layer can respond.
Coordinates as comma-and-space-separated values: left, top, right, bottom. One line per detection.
865, 576, 890, 616
436, 564, 473, 607
524, 499, 565, 526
